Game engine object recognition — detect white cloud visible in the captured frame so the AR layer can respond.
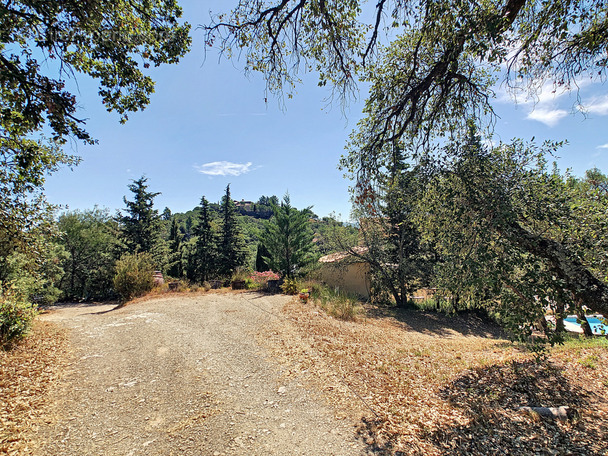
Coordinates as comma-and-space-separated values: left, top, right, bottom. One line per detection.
597, 143, 608, 149
497, 78, 601, 127
195, 161, 253, 176
526, 108, 568, 127
580, 95, 608, 115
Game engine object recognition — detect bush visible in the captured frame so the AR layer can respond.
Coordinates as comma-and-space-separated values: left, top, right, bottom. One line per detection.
250, 270, 280, 289
310, 283, 365, 321
281, 278, 299, 295
113, 252, 155, 302
0, 286, 37, 348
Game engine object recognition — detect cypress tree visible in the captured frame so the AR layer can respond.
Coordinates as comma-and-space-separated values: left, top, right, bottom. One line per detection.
167, 216, 182, 278
120, 176, 161, 254
218, 185, 246, 276
260, 193, 314, 278
192, 196, 217, 282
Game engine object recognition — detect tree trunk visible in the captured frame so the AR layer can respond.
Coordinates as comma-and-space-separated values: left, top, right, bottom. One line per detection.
537, 316, 550, 336
555, 300, 566, 334
504, 222, 608, 317
577, 313, 594, 337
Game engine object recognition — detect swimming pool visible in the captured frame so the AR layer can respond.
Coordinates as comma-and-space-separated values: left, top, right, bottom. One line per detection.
564, 315, 607, 335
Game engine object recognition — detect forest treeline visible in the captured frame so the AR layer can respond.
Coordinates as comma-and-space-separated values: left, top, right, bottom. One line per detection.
43, 180, 352, 301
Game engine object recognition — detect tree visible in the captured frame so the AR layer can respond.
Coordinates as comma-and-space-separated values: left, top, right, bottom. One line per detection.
119, 176, 161, 255
191, 196, 218, 282
113, 252, 155, 303
166, 216, 183, 278
348, 162, 436, 308
415, 127, 608, 340
255, 242, 271, 272
57, 208, 121, 300
218, 185, 247, 276
2, 0, 190, 163
162, 207, 173, 221
1, 1, 190, 251
259, 193, 315, 278
206, 1, 604, 158
205, 1, 608, 318
1, 0, 189, 343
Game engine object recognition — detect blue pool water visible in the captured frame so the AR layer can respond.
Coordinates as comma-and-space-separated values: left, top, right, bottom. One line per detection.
564, 316, 607, 335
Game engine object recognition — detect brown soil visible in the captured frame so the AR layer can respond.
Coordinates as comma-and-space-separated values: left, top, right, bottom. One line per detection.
28, 292, 369, 455
5, 291, 608, 455
261, 299, 608, 455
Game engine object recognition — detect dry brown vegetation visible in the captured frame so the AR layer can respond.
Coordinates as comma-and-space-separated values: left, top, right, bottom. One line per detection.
260, 299, 608, 455
0, 320, 70, 455
2, 294, 607, 455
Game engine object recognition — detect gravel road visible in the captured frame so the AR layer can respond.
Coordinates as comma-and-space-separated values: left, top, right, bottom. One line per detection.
34, 292, 368, 455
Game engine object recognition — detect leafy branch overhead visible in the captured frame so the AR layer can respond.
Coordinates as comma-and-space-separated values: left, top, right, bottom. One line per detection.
1, 0, 191, 196
205, 0, 607, 161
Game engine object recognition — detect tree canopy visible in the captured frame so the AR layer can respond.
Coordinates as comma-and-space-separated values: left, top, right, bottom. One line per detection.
205, 0, 606, 167
205, 0, 608, 321
120, 176, 161, 254
259, 193, 315, 278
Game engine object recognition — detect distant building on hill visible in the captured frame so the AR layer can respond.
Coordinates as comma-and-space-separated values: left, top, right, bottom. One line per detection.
234, 199, 254, 210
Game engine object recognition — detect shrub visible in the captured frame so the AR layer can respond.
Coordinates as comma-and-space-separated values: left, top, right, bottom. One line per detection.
310, 283, 365, 321
113, 252, 155, 302
250, 270, 280, 288
0, 286, 37, 348
281, 278, 299, 295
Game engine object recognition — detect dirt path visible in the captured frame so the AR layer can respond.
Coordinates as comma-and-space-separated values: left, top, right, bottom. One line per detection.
34, 292, 368, 455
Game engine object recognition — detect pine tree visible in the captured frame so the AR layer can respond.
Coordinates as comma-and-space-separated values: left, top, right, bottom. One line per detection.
192, 196, 218, 282
218, 185, 247, 276
260, 193, 314, 278
255, 242, 271, 272
120, 176, 161, 254
166, 216, 182, 278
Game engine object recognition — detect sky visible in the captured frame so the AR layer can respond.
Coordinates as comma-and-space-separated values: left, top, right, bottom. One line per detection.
43, 1, 608, 221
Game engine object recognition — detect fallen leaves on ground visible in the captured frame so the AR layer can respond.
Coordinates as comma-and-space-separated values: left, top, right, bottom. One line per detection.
259, 300, 608, 455
0, 321, 70, 455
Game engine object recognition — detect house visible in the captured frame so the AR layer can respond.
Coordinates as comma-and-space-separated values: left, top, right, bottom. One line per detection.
318, 247, 371, 299
234, 199, 254, 210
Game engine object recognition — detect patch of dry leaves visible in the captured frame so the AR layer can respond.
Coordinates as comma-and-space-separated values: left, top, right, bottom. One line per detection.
259, 300, 608, 455
0, 320, 70, 455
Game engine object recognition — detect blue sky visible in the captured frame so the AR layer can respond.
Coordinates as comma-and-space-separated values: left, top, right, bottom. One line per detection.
44, 1, 608, 220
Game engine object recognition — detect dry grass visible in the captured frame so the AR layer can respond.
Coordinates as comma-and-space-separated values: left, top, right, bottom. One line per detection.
0, 320, 70, 455
260, 300, 608, 455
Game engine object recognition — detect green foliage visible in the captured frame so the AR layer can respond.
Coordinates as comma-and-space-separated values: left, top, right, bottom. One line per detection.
205, 0, 608, 333
310, 284, 365, 321
166, 216, 183, 278
280, 278, 299, 295
309, 216, 358, 256
1, 0, 190, 149
218, 185, 247, 276
119, 176, 162, 255
191, 196, 218, 282
0, 242, 64, 306
415, 129, 608, 341
113, 252, 155, 302
207, 0, 606, 168
57, 208, 120, 300
259, 193, 315, 278
0, 285, 38, 348
351, 160, 436, 308
255, 242, 271, 272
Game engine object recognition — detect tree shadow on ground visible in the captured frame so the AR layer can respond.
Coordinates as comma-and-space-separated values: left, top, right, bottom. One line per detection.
365, 305, 507, 339
358, 359, 608, 455
40, 301, 122, 315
